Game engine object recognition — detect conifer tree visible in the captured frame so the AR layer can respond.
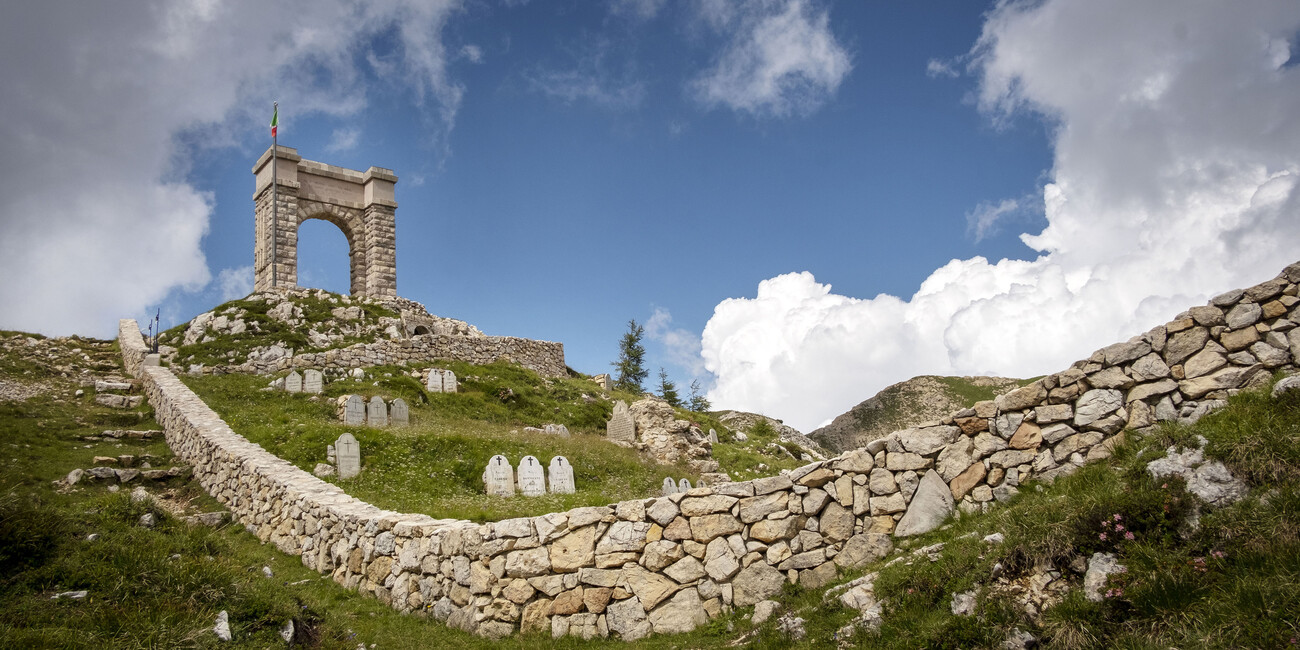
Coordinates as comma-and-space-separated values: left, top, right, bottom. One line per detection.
688, 379, 711, 413
658, 367, 681, 407
612, 319, 648, 392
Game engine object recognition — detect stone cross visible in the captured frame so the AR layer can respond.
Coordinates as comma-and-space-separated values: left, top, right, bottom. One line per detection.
284, 370, 302, 393
426, 369, 445, 394
678, 478, 692, 492
303, 369, 324, 394
484, 455, 514, 496
341, 395, 365, 426
390, 398, 409, 426
707, 429, 718, 444
548, 456, 575, 494
335, 433, 361, 479
606, 400, 635, 442
517, 455, 546, 496
367, 396, 388, 427
662, 477, 678, 496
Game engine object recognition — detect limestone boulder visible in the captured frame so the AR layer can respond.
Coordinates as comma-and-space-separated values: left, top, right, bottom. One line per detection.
648, 588, 708, 635
894, 470, 954, 537
732, 562, 786, 607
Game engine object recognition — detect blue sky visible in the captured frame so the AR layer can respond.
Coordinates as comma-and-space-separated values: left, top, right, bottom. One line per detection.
3, 0, 1299, 431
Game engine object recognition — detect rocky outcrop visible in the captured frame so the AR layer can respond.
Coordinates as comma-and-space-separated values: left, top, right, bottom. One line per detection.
810, 376, 1025, 454
628, 398, 726, 482
715, 411, 827, 459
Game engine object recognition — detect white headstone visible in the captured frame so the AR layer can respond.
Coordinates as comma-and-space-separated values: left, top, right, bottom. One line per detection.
390, 398, 409, 426
426, 369, 445, 394
443, 370, 458, 394
303, 369, 324, 394
284, 371, 303, 393
341, 395, 365, 426
543, 424, 570, 437
517, 455, 546, 497
548, 456, 575, 494
367, 396, 388, 427
607, 400, 635, 442
678, 478, 692, 492
484, 455, 514, 496
662, 477, 678, 496
707, 429, 718, 444
335, 433, 361, 479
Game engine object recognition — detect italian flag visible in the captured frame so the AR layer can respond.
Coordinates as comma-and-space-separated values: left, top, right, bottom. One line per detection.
270, 105, 278, 138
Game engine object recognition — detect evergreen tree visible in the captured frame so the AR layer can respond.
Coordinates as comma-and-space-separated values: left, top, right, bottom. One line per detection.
612, 319, 648, 392
687, 379, 711, 413
658, 367, 681, 407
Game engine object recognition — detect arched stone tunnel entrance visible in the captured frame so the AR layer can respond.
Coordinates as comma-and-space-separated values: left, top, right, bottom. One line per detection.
252, 146, 398, 298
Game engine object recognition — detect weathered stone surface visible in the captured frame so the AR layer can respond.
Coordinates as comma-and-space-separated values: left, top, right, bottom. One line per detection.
948, 462, 986, 500
335, 433, 361, 479
550, 525, 598, 573
680, 495, 738, 517
1074, 389, 1124, 427
973, 431, 1008, 458
1225, 302, 1262, 329
935, 437, 976, 481
835, 534, 892, 569
646, 499, 679, 526
1101, 340, 1151, 366
988, 448, 1036, 468
703, 538, 740, 581
517, 455, 546, 497
1180, 365, 1262, 399
607, 400, 635, 442
1127, 379, 1178, 403
886, 452, 929, 471
868, 468, 898, 495
505, 547, 551, 578
751, 474, 793, 495
1221, 327, 1260, 352
820, 501, 855, 542
548, 456, 576, 494
597, 521, 651, 554
1163, 326, 1209, 365
995, 382, 1047, 412
621, 565, 680, 610
738, 492, 788, 523
1184, 348, 1228, 379
1129, 353, 1171, 381
898, 425, 960, 456
664, 555, 707, 583
484, 454, 514, 496
732, 562, 785, 607
606, 596, 651, 641
795, 466, 835, 487
831, 449, 874, 474
1008, 421, 1041, 450
1084, 552, 1124, 602
689, 514, 743, 543
799, 561, 838, 589
648, 588, 708, 635
894, 470, 954, 537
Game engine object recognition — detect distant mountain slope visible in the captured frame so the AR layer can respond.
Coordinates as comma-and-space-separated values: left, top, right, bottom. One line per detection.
809, 375, 1029, 453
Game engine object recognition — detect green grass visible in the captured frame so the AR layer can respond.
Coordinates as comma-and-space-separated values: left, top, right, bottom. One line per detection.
932, 375, 1039, 406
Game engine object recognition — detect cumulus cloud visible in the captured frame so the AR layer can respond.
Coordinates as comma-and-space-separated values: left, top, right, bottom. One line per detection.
702, 0, 1300, 432
691, 0, 852, 117
0, 0, 464, 338
325, 127, 361, 153
645, 307, 707, 376
965, 194, 1040, 242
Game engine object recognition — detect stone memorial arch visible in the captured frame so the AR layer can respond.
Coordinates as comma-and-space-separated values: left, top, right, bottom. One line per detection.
252, 145, 398, 298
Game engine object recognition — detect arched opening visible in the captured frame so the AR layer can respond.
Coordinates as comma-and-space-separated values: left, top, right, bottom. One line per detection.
413, 325, 431, 336
296, 218, 353, 295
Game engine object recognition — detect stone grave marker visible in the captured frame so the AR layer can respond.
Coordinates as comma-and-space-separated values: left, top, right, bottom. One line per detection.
335, 433, 361, 479
662, 477, 678, 496
544, 424, 570, 437
341, 395, 365, 426
678, 478, 692, 492
548, 456, 575, 494
606, 400, 635, 442
517, 455, 546, 496
284, 371, 302, 393
390, 398, 409, 426
484, 455, 514, 496
707, 429, 718, 444
367, 396, 388, 427
426, 369, 445, 394
303, 369, 324, 394
443, 370, 458, 393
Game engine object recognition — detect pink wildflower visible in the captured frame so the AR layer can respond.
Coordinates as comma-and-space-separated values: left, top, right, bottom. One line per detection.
1113, 514, 1123, 521
1124, 531, 1135, 540
1100, 533, 1108, 541
1115, 524, 1124, 532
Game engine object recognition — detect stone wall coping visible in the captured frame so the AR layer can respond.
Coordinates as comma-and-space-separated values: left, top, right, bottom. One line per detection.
252, 145, 303, 173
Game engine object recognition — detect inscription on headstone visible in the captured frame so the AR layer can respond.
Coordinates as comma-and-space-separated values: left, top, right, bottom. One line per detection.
517, 455, 546, 497
678, 478, 692, 492
284, 371, 303, 393
390, 398, 409, 426
426, 369, 445, 394
341, 395, 365, 426
303, 369, 324, 394
443, 370, 458, 393
548, 456, 575, 494
335, 433, 361, 479
606, 400, 635, 442
367, 396, 388, 427
484, 455, 514, 496
662, 477, 678, 496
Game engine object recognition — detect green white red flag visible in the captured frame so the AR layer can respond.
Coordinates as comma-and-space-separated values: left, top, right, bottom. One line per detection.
270, 104, 278, 138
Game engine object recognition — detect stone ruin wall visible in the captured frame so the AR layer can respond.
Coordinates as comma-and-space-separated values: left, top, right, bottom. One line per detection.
117, 260, 1300, 641
240, 334, 567, 379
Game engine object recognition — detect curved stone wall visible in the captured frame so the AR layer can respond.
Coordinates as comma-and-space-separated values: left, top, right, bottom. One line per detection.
118, 260, 1300, 641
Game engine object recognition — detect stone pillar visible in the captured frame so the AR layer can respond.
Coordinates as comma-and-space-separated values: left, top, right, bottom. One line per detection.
362, 166, 398, 299
252, 146, 302, 293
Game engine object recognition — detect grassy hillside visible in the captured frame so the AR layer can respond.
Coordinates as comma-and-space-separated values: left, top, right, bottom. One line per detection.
2, 330, 1298, 647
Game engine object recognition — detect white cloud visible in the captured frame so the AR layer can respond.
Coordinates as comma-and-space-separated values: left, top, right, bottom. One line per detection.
926, 58, 959, 79
215, 266, 254, 302
645, 307, 707, 376
702, 0, 1300, 432
325, 127, 361, 152
461, 44, 483, 63
610, 0, 667, 21
965, 194, 1039, 242
0, 0, 465, 338
691, 0, 852, 117
526, 40, 646, 109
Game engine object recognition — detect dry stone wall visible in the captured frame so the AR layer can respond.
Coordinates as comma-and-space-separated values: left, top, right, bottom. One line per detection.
118, 260, 1300, 642
241, 334, 566, 379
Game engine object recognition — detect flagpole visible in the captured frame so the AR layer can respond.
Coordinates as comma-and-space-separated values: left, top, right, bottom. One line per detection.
271, 101, 278, 289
